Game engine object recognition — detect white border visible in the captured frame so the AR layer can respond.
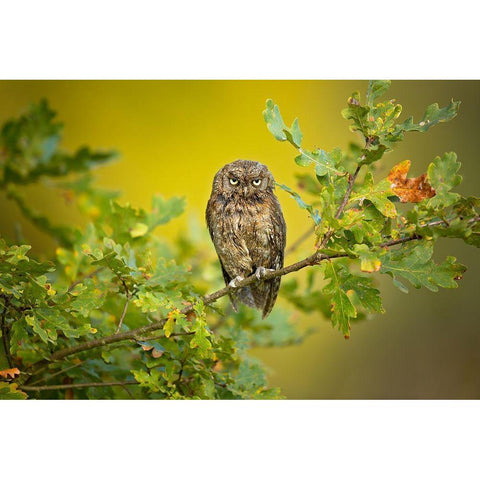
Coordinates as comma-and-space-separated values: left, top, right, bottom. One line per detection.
1, 400, 479, 479
0, 1, 478, 79
1, 2, 478, 477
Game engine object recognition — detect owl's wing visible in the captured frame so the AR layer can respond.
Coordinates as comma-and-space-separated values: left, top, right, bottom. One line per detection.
261, 197, 287, 318
206, 200, 239, 312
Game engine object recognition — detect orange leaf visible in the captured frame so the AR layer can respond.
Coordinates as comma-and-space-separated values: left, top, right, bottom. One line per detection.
388, 160, 436, 203
0, 367, 21, 379
151, 349, 163, 358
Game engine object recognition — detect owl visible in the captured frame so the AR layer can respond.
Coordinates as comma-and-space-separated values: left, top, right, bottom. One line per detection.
206, 159, 287, 318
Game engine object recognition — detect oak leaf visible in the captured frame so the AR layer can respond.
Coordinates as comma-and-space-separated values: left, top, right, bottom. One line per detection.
0, 367, 21, 379
388, 160, 436, 203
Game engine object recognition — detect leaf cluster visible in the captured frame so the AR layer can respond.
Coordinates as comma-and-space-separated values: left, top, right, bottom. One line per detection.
0, 101, 305, 399
264, 80, 477, 337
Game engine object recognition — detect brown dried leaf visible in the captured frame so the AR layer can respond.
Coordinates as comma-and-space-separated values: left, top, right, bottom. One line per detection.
388, 160, 436, 203
0, 367, 20, 379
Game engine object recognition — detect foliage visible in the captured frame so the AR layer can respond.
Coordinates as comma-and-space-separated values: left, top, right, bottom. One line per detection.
262, 80, 476, 340
0, 82, 478, 399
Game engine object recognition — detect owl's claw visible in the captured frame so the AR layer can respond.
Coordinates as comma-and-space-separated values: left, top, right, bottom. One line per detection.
229, 276, 244, 288
255, 267, 275, 280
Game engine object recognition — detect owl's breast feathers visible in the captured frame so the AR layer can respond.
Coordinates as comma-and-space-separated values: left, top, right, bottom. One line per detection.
206, 190, 286, 317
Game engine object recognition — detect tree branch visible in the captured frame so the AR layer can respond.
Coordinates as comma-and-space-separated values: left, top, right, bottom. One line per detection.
21, 380, 139, 392
23, 214, 479, 380
1, 296, 13, 368
26, 235, 421, 369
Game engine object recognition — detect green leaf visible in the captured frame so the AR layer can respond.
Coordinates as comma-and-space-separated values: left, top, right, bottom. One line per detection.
359, 144, 387, 165
163, 309, 186, 338
341, 271, 384, 314
133, 291, 169, 313
190, 317, 212, 359
322, 262, 357, 336
132, 369, 162, 392
294, 153, 312, 167
348, 173, 396, 218
277, 183, 321, 225
380, 241, 466, 292
10, 317, 29, 355
248, 307, 307, 347
233, 357, 267, 394
341, 91, 369, 136
263, 99, 303, 147
283, 118, 303, 148
366, 80, 391, 106
69, 281, 105, 318
263, 99, 288, 141
130, 222, 149, 238
396, 100, 460, 134
427, 152, 462, 208
0, 382, 27, 400
353, 244, 382, 272
25, 314, 49, 344
148, 195, 186, 230
0, 100, 117, 187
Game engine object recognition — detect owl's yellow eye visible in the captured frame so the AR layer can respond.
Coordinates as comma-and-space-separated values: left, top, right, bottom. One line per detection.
229, 178, 239, 186
252, 179, 261, 187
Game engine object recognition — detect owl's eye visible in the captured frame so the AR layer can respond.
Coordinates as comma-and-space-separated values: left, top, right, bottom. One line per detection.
229, 178, 239, 186
252, 178, 262, 187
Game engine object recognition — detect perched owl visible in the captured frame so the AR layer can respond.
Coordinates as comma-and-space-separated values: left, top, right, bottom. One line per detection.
206, 160, 286, 318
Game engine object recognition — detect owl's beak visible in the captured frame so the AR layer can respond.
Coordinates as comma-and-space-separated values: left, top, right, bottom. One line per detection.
243, 186, 249, 197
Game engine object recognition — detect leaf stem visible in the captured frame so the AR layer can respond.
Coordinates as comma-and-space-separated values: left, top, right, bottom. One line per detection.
115, 279, 131, 334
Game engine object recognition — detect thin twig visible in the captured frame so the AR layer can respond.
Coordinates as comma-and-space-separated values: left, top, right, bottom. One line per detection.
21, 380, 139, 392
115, 279, 131, 334
134, 331, 194, 342
120, 384, 135, 399
318, 165, 362, 250
1, 296, 13, 368
285, 227, 314, 255
335, 165, 362, 220
28, 360, 85, 386
67, 267, 105, 293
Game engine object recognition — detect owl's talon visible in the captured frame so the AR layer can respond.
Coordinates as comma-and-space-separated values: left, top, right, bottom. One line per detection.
229, 276, 244, 288
254, 267, 275, 280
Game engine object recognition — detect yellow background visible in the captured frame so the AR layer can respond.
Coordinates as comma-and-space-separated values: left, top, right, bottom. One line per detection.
1, 81, 478, 398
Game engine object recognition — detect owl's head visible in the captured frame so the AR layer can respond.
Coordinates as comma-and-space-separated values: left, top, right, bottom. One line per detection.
213, 160, 275, 199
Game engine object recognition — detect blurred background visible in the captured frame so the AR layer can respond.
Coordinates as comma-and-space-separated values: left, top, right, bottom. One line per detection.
0, 80, 478, 398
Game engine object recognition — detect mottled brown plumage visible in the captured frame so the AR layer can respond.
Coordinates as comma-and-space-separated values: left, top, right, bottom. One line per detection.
206, 160, 286, 318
